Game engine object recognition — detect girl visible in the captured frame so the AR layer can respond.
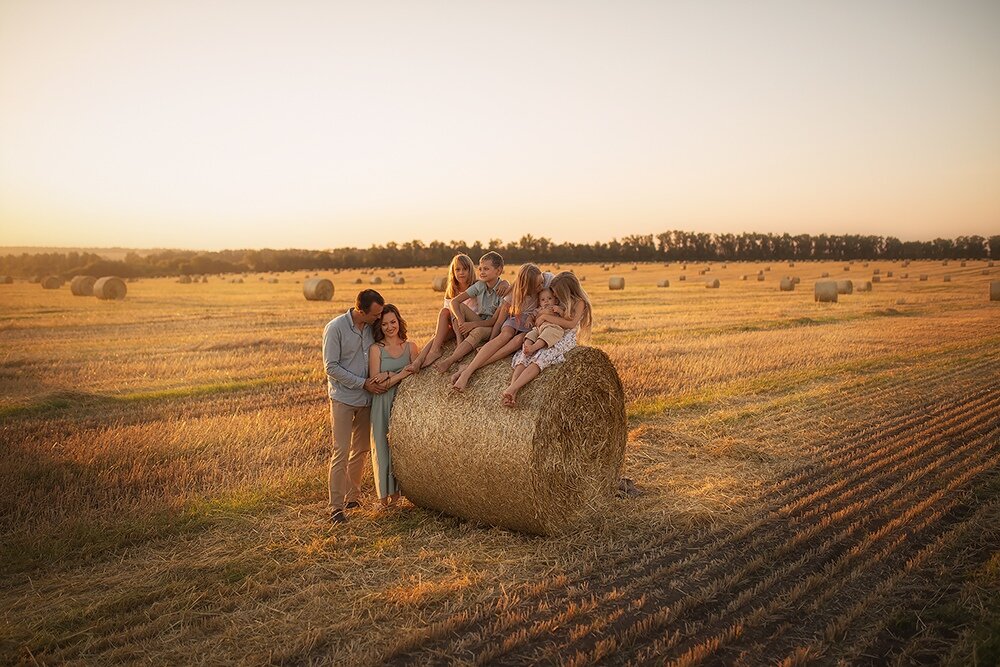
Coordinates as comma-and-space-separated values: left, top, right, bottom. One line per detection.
501, 271, 592, 406
369, 304, 420, 508
406, 254, 476, 372
451, 263, 552, 392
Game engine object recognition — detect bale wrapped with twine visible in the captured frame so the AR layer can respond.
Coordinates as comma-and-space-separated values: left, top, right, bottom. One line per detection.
815, 281, 838, 302
657, 279, 670, 288
837, 279, 854, 295
389, 346, 626, 535
779, 277, 794, 291
303, 278, 334, 301
70, 275, 97, 296
608, 276, 625, 290
93, 277, 127, 300
706, 278, 720, 288
991, 281, 1000, 302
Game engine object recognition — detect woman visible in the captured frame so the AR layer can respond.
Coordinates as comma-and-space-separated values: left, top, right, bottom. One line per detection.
368, 304, 420, 507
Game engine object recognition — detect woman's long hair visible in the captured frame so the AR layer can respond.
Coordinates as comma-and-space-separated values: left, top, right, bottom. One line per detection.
509, 263, 542, 317
373, 303, 407, 344
549, 272, 592, 340
446, 254, 475, 299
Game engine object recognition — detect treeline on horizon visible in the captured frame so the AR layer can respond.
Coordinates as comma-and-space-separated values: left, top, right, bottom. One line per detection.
2, 231, 998, 279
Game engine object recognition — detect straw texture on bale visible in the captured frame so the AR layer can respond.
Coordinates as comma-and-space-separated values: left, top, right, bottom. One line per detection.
706, 278, 720, 288
432, 277, 447, 292
836, 280, 854, 295
93, 277, 127, 300
389, 345, 626, 535
779, 277, 794, 291
70, 275, 97, 296
303, 278, 334, 301
41, 276, 62, 289
856, 281, 872, 292
608, 276, 625, 290
814, 281, 838, 302
991, 281, 1000, 301
656, 279, 669, 288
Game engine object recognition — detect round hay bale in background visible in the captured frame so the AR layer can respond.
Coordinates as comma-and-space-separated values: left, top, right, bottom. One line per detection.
886, 271, 893, 277
579, 276, 586, 281
202, 276, 209, 283
788, 262, 795, 267
756, 273, 765, 281
303, 278, 334, 301
370, 276, 383, 285
393, 276, 405, 285
901, 273, 908, 279
984, 270, 991, 276
354, 278, 363, 284
991, 281, 1000, 301
989, 261, 995, 268
856, 281, 873, 292
70, 275, 97, 296
779, 277, 794, 291
706, 278, 720, 288
863, 262, 869, 267
631, 265, 637, 271
844, 266, 850, 272
93, 277, 127, 300
390, 346, 626, 535
814, 281, 838, 302
792, 276, 801, 285
873, 268, 881, 275
837, 280, 854, 295
41, 276, 62, 289
0, 276, 13, 284
872, 276, 881, 283
919, 274, 928, 281
267, 278, 279, 284
960, 261, 966, 267
679, 275, 686, 281
821, 272, 829, 278
657, 279, 670, 288
608, 276, 625, 290
388, 271, 396, 277
902, 260, 911, 267
741, 274, 748, 281
431, 276, 447, 292
943, 275, 951, 282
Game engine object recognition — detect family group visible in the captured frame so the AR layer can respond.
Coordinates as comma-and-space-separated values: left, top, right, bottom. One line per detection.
322, 251, 593, 523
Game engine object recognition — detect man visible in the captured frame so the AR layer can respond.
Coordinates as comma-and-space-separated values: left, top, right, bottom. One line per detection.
323, 289, 386, 524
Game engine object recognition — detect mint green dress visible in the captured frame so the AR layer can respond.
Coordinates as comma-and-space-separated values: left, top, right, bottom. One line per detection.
371, 344, 410, 500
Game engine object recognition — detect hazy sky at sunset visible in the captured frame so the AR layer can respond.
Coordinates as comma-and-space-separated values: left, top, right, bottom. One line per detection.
1, 0, 998, 250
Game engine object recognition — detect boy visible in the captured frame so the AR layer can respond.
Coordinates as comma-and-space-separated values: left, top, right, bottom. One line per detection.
433, 251, 505, 373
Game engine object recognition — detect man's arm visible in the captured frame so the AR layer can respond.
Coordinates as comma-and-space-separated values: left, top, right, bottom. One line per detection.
323, 323, 366, 389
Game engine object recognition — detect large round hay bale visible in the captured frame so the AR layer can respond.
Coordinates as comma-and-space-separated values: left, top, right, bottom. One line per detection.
393, 276, 405, 285
706, 278, 720, 288
390, 346, 625, 535
0, 276, 13, 284
70, 275, 97, 296
991, 281, 1000, 301
814, 281, 838, 302
872, 276, 881, 283
792, 276, 801, 285
41, 276, 62, 289
837, 280, 854, 294
432, 277, 447, 292
657, 279, 670, 288
178, 275, 193, 284
779, 277, 794, 291
93, 277, 127, 300
608, 276, 625, 290
370, 276, 383, 285
756, 273, 765, 281
303, 278, 334, 301
856, 281, 873, 292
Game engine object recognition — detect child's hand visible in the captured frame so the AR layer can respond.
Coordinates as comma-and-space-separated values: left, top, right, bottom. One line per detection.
458, 321, 478, 335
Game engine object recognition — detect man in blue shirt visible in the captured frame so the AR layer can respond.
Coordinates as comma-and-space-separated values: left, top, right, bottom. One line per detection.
323, 289, 386, 524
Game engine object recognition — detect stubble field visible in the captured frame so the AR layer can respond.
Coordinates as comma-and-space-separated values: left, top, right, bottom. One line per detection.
2, 260, 999, 665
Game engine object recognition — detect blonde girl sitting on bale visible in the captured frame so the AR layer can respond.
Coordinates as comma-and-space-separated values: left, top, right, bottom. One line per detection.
501, 271, 592, 407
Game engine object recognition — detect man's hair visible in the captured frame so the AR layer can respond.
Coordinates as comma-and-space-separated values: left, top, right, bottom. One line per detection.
480, 251, 504, 270
356, 289, 385, 313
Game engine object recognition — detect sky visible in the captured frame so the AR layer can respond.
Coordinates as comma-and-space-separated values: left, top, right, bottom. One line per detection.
1, 0, 998, 251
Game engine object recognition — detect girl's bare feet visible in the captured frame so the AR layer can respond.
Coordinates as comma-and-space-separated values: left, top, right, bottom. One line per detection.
433, 359, 452, 374
501, 388, 516, 406
452, 371, 471, 392
420, 348, 442, 369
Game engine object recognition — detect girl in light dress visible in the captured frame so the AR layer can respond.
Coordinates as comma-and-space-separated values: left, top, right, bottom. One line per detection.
368, 304, 420, 508
450, 263, 552, 392
406, 254, 476, 372
501, 271, 592, 407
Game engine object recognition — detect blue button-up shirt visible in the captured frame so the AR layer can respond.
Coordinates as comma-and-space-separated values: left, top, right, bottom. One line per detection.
323, 308, 375, 407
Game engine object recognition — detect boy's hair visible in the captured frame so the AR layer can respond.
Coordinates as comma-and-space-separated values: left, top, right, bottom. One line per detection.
373, 303, 407, 343
509, 263, 542, 317
446, 253, 475, 299
549, 272, 592, 340
479, 251, 504, 270
356, 289, 385, 313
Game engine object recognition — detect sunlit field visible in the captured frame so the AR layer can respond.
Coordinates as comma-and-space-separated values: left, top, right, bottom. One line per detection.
2, 260, 999, 665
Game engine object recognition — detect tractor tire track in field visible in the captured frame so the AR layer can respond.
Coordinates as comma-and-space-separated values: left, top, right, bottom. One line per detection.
382, 353, 1000, 665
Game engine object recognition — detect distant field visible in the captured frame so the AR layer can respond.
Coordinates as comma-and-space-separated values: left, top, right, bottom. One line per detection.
1, 260, 998, 665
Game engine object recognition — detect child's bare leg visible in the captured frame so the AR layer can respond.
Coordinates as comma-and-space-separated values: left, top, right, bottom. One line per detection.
501, 364, 527, 405
522, 339, 546, 356
453, 330, 515, 391
434, 338, 475, 373
415, 309, 454, 369
504, 363, 541, 406
480, 333, 527, 367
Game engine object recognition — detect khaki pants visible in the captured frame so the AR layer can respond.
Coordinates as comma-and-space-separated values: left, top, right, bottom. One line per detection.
456, 303, 492, 346
329, 400, 372, 511
525, 323, 565, 348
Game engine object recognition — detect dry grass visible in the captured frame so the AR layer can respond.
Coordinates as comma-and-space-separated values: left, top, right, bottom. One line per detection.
1, 260, 998, 664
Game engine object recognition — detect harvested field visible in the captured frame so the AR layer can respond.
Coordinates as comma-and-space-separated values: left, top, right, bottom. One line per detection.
1, 260, 998, 665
